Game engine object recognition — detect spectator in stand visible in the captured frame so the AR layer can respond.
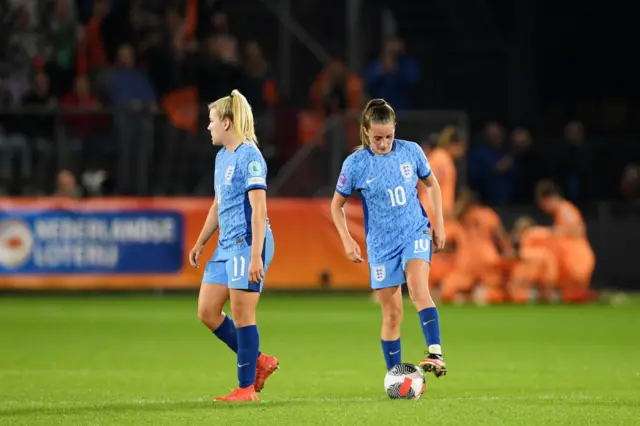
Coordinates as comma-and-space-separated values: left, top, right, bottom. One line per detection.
556, 120, 589, 204
61, 75, 107, 172
510, 127, 544, 204
107, 44, 156, 195
241, 41, 276, 154
198, 35, 243, 102
311, 60, 362, 117
308, 60, 363, 154
467, 122, 513, 204
76, 0, 109, 76
366, 37, 419, 110
211, 10, 231, 37
53, 169, 83, 199
22, 70, 58, 194
44, 0, 78, 96
241, 41, 276, 115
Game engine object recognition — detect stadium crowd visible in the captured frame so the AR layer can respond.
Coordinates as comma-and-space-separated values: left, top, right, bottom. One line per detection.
1, 0, 636, 202
0, 0, 277, 196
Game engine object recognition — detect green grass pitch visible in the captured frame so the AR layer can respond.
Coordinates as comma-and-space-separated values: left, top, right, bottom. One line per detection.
1, 294, 639, 425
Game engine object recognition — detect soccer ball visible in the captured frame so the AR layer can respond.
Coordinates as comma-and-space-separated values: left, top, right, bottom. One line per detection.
384, 363, 426, 400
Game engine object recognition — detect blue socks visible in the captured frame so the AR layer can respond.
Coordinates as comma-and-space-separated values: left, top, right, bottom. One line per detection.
212, 314, 238, 352
212, 315, 261, 357
381, 339, 401, 370
379, 308, 442, 370
236, 325, 260, 388
418, 307, 442, 354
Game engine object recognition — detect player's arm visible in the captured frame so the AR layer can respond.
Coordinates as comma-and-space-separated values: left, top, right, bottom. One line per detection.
552, 206, 585, 238
422, 174, 444, 229
331, 192, 352, 242
422, 174, 446, 251
331, 157, 363, 262
553, 219, 584, 238
331, 192, 364, 263
189, 200, 219, 267
248, 188, 267, 262
196, 201, 219, 246
245, 156, 269, 282
416, 143, 445, 241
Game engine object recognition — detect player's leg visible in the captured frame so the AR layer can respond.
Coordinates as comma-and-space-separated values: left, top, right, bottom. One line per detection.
213, 288, 261, 402
215, 239, 275, 402
402, 236, 447, 377
253, 233, 279, 392
199, 261, 237, 352
376, 286, 403, 370
440, 253, 476, 304
475, 264, 507, 305
509, 247, 558, 303
507, 260, 537, 304
371, 257, 405, 370
560, 248, 595, 303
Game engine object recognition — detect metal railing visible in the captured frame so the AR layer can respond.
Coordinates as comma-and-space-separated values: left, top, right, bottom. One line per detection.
0, 106, 275, 197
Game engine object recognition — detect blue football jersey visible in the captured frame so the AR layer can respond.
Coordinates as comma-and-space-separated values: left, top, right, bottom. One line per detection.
214, 142, 269, 250
335, 139, 432, 264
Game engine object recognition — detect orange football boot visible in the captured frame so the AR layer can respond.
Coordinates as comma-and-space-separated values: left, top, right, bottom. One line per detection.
255, 353, 279, 392
214, 386, 259, 402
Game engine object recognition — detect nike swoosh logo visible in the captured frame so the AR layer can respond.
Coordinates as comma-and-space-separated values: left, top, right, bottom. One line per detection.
366, 177, 377, 184
231, 277, 242, 282
389, 350, 400, 355
423, 319, 435, 326
238, 363, 249, 368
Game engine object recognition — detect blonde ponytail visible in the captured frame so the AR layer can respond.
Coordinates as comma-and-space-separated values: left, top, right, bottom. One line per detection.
208, 89, 258, 145
230, 89, 258, 144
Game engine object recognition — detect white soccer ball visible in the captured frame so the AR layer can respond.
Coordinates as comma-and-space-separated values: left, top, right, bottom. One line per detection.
384, 363, 426, 400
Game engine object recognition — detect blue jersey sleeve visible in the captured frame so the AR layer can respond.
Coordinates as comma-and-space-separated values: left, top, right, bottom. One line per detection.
414, 143, 432, 179
336, 155, 357, 197
242, 149, 268, 192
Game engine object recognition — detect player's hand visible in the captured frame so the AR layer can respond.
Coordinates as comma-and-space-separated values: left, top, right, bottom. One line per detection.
188, 243, 204, 268
343, 237, 364, 263
432, 226, 446, 253
248, 255, 265, 284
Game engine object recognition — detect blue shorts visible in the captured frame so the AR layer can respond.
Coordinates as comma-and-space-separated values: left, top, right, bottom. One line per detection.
201, 232, 275, 292
369, 235, 432, 290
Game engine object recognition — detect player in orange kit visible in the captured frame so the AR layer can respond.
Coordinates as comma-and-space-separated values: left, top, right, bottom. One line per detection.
440, 189, 515, 304
419, 125, 467, 218
507, 217, 559, 303
428, 219, 465, 291
535, 180, 596, 303
420, 126, 467, 292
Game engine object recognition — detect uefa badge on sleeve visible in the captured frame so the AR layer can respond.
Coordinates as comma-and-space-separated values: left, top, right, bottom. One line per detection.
248, 161, 263, 177
337, 173, 347, 189
247, 161, 266, 186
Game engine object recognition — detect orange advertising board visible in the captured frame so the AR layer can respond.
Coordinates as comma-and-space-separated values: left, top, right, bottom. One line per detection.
0, 198, 370, 290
